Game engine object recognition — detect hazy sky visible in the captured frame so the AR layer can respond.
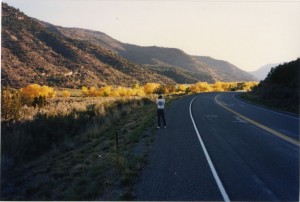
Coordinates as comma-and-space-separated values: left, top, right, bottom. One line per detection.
3, 0, 300, 71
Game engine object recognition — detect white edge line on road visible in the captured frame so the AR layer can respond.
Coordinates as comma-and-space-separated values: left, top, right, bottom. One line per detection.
232, 93, 299, 120
189, 96, 230, 202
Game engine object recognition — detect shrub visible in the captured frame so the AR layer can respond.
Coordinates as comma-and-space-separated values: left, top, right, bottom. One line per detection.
1, 86, 22, 121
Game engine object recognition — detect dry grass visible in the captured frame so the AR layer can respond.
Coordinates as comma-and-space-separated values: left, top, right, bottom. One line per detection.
1, 95, 156, 200
1, 94, 182, 200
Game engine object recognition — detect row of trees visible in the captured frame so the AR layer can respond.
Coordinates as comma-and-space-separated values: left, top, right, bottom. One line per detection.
81, 81, 258, 97
189, 81, 258, 93
14, 81, 259, 101
81, 83, 182, 97
1, 81, 258, 121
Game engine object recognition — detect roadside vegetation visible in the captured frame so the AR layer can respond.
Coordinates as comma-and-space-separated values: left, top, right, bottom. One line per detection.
240, 59, 299, 114
1, 81, 257, 200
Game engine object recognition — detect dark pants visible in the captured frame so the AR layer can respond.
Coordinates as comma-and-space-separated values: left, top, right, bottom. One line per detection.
157, 109, 166, 127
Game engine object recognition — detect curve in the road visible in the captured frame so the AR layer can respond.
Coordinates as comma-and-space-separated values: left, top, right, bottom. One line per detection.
232, 93, 299, 120
214, 93, 300, 147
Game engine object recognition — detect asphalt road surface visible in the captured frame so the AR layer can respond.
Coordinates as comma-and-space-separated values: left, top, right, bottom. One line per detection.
133, 92, 299, 201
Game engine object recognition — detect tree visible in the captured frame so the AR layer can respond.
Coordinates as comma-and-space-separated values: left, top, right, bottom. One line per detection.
211, 81, 224, 92
89, 87, 97, 97
62, 90, 71, 97
1, 86, 22, 121
82, 86, 88, 97
154, 85, 166, 95
20, 84, 56, 104
114, 87, 128, 97
98, 86, 112, 97
189, 82, 212, 93
32, 95, 47, 108
178, 84, 187, 92
19, 84, 40, 103
165, 85, 177, 94
143, 83, 160, 95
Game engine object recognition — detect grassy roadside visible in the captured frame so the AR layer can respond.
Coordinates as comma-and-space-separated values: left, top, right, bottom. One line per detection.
1, 94, 182, 200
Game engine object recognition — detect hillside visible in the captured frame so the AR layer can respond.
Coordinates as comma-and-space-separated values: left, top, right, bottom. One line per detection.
41, 26, 214, 83
1, 3, 174, 88
119, 44, 218, 82
248, 59, 299, 113
193, 56, 257, 82
48, 25, 256, 83
2, 3, 256, 89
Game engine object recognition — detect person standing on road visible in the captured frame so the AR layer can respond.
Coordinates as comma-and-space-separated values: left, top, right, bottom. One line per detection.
156, 94, 166, 128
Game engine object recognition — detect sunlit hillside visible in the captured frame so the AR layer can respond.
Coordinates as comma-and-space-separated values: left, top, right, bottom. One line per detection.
1, 3, 174, 88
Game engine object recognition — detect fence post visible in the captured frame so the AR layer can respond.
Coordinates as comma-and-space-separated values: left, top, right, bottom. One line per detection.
116, 132, 119, 159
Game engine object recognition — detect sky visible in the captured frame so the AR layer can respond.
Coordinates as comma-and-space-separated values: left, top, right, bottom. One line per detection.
2, 0, 300, 71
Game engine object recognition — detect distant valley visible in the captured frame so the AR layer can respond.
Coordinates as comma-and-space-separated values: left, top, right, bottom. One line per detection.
1, 3, 256, 89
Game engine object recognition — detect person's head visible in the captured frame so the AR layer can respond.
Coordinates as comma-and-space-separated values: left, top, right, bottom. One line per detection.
158, 94, 163, 99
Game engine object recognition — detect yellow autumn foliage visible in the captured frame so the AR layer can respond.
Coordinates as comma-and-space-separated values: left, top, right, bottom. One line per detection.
189, 82, 212, 93
19, 84, 56, 102
82, 86, 98, 97
178, 84, 188, 92
143, 83, 160, 95
82, 86, 89, 97
62, 90, 71, 97
80, 81, 258, 97
97, 86, 112, 97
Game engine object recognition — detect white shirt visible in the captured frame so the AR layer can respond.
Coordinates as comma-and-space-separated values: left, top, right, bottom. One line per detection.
156, 98, 165, 109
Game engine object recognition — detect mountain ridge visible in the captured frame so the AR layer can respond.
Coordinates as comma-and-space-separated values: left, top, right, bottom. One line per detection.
193, 56, 257, 82
1, 3, 174, 88
2, 3, 256, 89
52, 26, 256, 83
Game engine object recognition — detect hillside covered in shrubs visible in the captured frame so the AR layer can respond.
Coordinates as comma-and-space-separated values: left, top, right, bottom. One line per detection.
57, 27, 257, 83
245, 58, 299, 113
1, 3, 174, 88
2, 3, 256, 90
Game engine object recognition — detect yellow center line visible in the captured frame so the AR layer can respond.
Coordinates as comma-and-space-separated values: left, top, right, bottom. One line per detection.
215, 94, 300, 147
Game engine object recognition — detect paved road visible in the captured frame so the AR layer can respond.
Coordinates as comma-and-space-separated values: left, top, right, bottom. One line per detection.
133, 92, 299, 201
